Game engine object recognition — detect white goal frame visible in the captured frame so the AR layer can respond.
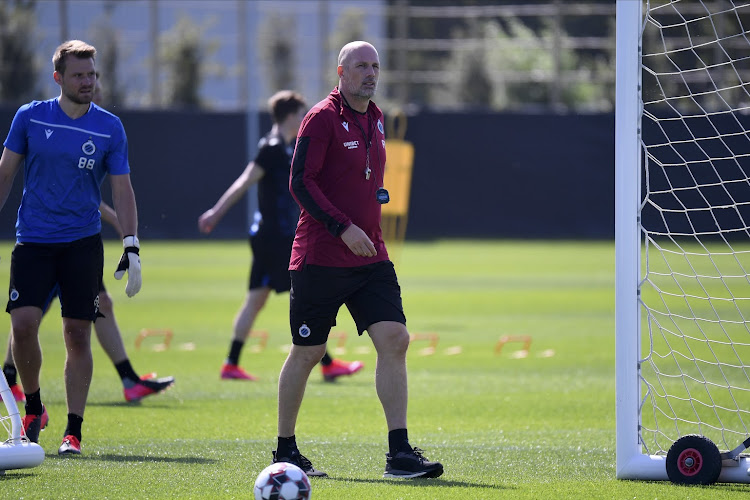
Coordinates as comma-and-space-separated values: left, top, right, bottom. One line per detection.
0, 374, 44, 474
616, 0, 750, 482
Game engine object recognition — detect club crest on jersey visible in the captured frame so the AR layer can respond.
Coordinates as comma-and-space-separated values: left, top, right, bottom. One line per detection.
299, 324, 311, 338
82, 139, 96, 155
377, 119, 384, 134
342, 121, 349, 132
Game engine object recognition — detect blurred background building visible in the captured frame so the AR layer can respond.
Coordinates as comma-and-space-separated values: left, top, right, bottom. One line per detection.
0, 0, 616, 113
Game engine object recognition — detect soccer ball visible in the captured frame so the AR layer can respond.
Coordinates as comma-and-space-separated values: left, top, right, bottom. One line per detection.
254, 462, 311, 500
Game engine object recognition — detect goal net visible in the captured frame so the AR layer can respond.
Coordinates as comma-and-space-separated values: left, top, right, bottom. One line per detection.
0, 374, 44, 474
616, 0, 750, 482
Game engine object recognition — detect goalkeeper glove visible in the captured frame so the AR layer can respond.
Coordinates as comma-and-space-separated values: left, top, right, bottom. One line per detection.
114, 235, 141, 297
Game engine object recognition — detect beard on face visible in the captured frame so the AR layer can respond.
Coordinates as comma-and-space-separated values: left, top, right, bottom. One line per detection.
347, 79, 377, 99
358, 86, 377, 98
64, 86, 93, 105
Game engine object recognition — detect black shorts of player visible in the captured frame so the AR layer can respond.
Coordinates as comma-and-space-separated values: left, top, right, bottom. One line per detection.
289, 260, 407, 346
6, 233, 104, 321
36, 280, 107, 318
249, 234, 294, 293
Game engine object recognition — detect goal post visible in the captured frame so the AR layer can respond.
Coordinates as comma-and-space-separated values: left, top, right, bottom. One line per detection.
616, 0, 750, 483
615, 0, 649, 478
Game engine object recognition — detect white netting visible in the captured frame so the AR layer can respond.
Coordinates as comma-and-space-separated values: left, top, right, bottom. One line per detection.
0, 374, 44, 471
639, 0, 750, 455
0, 373, 21, 444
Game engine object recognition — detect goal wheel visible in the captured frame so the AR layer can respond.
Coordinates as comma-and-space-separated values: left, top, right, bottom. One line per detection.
666, 435, 722, 485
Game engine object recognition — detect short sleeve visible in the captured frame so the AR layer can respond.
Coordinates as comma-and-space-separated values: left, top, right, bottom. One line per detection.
106, 117, 130, 175
3, 104, 31, 155
254, 137, 287, 174
254, 141, 275, 170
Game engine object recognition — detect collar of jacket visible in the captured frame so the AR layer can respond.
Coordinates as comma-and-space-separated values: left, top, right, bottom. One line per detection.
333, 86, 376, 118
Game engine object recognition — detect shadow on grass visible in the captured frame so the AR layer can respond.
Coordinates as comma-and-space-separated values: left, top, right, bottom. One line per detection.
312, 377, 372, 387
713, 483, 750, 492
86, 400, 175, 408
44, 453, 217, 464
324, 476, 512, 490
0, 471, 38, 481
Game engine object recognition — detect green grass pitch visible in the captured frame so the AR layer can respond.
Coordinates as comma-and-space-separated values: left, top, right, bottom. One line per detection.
0, 239, 743, 498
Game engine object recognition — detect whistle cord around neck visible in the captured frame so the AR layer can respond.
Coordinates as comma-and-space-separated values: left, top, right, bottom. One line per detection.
341, 93, 382, 188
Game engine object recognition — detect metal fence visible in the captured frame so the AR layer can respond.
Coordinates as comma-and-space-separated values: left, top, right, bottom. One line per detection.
1, 1, 623, 112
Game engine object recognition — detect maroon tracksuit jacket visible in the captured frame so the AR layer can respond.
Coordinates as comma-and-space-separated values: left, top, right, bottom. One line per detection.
289, 87, 389, 270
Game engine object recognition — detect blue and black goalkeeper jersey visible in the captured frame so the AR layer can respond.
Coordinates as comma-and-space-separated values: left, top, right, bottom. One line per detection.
3, 98, 130, 243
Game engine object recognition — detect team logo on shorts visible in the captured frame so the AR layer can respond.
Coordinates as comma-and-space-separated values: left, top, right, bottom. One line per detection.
82, 139, 96, 155
298, 324, 311, 338
9, 289, 18, 301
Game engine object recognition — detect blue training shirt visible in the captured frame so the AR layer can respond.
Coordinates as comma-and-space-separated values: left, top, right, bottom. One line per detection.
3, 98, 130, 243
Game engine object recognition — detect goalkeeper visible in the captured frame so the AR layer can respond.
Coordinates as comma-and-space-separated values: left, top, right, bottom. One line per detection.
1, 75, 173, 405
1, 201, 174, 405
0, 40, 141, 456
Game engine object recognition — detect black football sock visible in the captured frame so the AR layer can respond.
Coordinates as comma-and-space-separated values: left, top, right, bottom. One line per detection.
277, 435, 297, 457
64, 413, 84, 441
3, 363, 17, 386
388, 428, 411, 455
227, 340, 244, 366
115, 359, 140, 387
24, 389, 43, 415
320, 352, 333, 366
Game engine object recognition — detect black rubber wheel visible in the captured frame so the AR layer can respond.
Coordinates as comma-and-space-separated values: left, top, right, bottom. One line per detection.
666, 435, 722, 485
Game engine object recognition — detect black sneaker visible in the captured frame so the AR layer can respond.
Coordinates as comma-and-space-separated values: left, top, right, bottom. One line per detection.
384, 447, 444, 479
22, 405, 49, 443
272, 449, 328, 477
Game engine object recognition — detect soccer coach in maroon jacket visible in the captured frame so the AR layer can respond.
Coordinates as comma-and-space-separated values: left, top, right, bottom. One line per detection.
272, 41, 444, 480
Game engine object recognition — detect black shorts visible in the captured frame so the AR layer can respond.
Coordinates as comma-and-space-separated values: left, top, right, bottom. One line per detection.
249, 234, 293, 293
289, 261, 406, 346
6, 234, 104, 321
37, 280, 107, 317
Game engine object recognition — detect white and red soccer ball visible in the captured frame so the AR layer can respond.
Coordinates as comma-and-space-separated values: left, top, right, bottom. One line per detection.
254, 462, 311, 500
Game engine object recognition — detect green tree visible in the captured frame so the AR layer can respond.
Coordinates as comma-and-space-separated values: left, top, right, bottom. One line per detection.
435, 16, 612, 111
0, 0, 39, 104
160, 15, 219, 109
434, 20, 494, 109
328, 8, 367, 90
258, 12, 296, 93
90, 1, 126, 108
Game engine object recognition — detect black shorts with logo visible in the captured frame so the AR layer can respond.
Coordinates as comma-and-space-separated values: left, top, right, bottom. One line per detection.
6, 234, 104, 321
249, 234, 294, 293
289, 261, 407, 346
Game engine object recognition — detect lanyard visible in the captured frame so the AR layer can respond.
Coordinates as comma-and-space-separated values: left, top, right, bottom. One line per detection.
341, 94, 390, 205
354, 113, 373, 180
341, 93, 375, 181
